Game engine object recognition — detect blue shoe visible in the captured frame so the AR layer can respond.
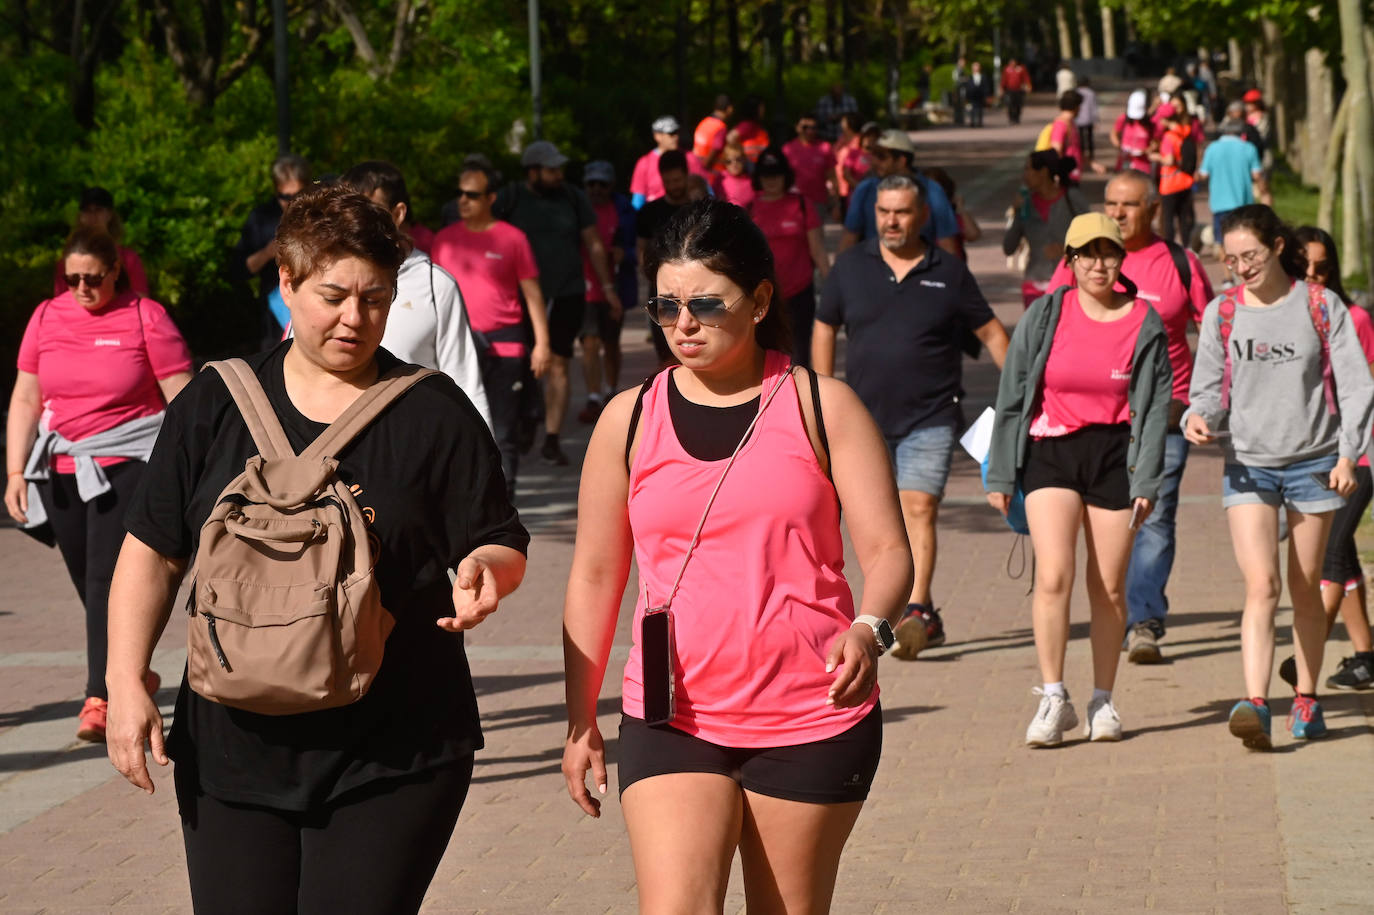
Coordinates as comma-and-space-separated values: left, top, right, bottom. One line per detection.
1228, 699, 1272, 750
1289, 696, 1328, 740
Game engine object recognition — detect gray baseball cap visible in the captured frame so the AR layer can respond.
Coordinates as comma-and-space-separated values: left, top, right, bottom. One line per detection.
584, 160, 615, 184
521, 140, 569, 169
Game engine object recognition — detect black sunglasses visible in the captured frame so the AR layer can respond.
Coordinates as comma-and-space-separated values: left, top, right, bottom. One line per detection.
457, 189, 489, 200
65, 271, 109, 289
645, 294, 747, 327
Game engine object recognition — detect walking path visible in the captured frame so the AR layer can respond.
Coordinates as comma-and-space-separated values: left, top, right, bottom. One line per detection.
2, 94, 1372, 913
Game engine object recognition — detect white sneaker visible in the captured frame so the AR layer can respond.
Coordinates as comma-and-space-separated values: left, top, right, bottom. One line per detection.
1084, 696, 1123, 741
1025, 688, 1079, 747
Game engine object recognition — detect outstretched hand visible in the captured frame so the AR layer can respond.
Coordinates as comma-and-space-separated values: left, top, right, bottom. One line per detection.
438, 554, 502, 632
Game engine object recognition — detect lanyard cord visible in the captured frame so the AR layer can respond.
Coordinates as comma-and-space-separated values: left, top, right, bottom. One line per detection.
659, 367, 792, 611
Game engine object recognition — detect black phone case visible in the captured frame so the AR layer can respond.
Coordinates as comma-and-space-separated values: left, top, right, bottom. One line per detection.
641, 608, 675, 725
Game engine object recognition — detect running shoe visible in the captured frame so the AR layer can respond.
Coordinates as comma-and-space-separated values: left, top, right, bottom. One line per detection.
577, 398, 603, 424
890, 603, 935, 660
1127, 622, 1163, 664
921, 606, 947, 648
1278, 656, 1297, 689
1227, 699, 1272, 750
1288, 695, 1328, 739
1326, 655, 1374, 691
76, 697, 108, 743
540, 439, 569, 466
1084, 696, 1123, 741
1025, 688, 1079, 748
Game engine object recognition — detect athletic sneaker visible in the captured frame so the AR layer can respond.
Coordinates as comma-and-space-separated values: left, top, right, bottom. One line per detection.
1289, 695, 1328, 739
1227, 699, 1272, 750
1025, 688, 1079, 748
76, 697, 108, 742
922, 607, 947, 648
1127, 622, 1163, 664
540, 438, 569, 466
1326, 655, 1374, 691
1278, 655, 1298, 689
1084, 696, 1123, 741
890, 605, 928, 660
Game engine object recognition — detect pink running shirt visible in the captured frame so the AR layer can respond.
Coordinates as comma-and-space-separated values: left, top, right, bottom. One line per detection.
713, 173, 755, 208
18, 291, 191, 473
749, 193, 820, 299
582, 200, 619, 304
431, 221, 538, 350
1349, 304, 1374, 467
782, 138, 836, 208
1029, 290, 1147, 438
623, 350, 874, 747
629, 149, 711, 203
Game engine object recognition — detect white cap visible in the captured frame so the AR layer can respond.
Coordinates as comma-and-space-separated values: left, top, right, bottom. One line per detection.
1126, 90, 1147, 120
652, 115, 680, 134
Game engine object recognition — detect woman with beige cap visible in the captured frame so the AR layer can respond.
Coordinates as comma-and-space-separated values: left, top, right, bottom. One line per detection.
985, 213, 1172, 747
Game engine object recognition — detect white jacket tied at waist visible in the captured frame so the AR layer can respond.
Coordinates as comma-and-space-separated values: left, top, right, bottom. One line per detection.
21, 412, 165, 529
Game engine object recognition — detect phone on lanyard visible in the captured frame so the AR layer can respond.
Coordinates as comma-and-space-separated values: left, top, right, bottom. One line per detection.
1128, 502, 1146, 530
640, 608, 675, 725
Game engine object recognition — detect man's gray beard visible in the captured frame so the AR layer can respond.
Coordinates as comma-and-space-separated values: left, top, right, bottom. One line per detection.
880, 235, 907, 251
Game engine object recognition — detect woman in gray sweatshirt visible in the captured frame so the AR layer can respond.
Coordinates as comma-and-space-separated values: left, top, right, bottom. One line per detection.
1183, 205, 1374, 750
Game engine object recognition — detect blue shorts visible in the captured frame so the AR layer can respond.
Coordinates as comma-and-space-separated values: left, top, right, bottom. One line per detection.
889, 423, 957, 497
1212, 210, 1231, 246
1222, 455, 1345, 513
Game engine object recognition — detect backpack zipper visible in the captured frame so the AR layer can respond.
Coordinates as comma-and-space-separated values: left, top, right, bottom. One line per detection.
202, 613, 232, 671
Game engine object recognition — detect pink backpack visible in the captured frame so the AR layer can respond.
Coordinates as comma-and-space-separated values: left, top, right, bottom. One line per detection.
1217, 283, 1336, 415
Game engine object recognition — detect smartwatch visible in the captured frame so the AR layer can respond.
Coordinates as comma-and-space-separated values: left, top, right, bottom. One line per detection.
853, 615, 896, 656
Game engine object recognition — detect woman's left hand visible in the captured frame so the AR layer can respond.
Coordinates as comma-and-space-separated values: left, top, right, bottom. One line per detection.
825, 625, 879, 709
1130, 497, 1155, 528
1330, 458, 1358, 498
439, 554, 502, 632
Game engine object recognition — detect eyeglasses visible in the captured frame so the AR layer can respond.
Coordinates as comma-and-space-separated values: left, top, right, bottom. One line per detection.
1223, 247, 1271, 270
723, 157, 745, 166
457, 190, 489, 200
645, 293, 747, 327
1071, 253, 1122, 268
65, 271, 109, 288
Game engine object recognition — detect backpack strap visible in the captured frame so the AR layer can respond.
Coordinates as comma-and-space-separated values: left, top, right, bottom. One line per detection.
1307, 283, 1338, 416
206, 359, 297, 460
1163, 240, 1191, 294
624, 375, 655, 473
1217, 287, 1240, 411
301, 365, 440, 461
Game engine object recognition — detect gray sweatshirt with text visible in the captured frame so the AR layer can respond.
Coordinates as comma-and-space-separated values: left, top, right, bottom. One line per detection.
1184, 282, 1374, 467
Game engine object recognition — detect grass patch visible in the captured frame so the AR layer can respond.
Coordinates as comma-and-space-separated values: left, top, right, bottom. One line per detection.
1268, 164, 1369, 291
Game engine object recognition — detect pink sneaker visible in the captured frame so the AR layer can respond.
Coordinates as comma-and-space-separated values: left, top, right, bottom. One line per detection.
76, 697, 108, 742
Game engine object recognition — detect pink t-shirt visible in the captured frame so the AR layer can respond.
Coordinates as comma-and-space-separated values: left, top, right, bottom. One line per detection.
1349, 304, 1374, 466
837, 140, 870, 197
1113, 114, 1153, 172
713, 173, 755, 208
1050, 118, 1082, 181
1030, 291, 1148, 438
18, 291, 191, 473
749, 193, 819, 299
630, 149, 710, 202
1050, 237, 1213, 402
582, 200, 619, 304
431, 221, 538, 350
53, 247, 149, 297
623, 350, 874, 746
782, 138, 836, 208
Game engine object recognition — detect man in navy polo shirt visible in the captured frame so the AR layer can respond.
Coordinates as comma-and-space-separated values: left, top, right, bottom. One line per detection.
815, 174, 1009, 660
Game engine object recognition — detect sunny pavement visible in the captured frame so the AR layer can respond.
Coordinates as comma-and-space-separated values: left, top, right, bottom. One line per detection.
2, 92, 1372, 914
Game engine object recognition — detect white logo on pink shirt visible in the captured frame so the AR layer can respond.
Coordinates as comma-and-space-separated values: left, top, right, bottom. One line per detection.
484, 251, 505, 260
93, 338, 122, 347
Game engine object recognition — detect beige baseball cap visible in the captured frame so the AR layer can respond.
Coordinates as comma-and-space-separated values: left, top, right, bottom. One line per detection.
1064, 212, 1124, 250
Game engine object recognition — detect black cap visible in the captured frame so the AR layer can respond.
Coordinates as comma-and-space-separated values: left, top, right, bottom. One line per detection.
754, 149, 788, 175
79, 186, 115, 210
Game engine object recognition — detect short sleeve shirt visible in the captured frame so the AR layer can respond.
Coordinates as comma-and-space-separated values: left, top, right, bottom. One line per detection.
749, 193, 820, 299
583, 200, 620, 303
1200, 137, 1262, 213
817, 240, 995, 438
430, 221, 538, 333
122, 343, 529, 810
782, 139, 836, 207
493, 183, 596, 300
1030, 292, 1148, 437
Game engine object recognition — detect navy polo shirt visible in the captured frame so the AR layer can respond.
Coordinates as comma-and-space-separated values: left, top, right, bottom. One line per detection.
818, 238, 995, 440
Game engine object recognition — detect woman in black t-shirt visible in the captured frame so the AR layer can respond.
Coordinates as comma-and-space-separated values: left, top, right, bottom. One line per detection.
103, 185, 529, 914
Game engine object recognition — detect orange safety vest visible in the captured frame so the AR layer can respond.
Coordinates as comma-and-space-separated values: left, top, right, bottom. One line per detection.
693, 115, 728, 167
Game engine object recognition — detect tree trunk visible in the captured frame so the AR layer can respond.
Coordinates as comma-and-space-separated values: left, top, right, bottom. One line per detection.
1301, 49, 1335, 187
824, 0, 837, 61
769, 1, 785, 124
1259, 18, 1289, 155
728, 0, 742, 85
885, 0, 902, 123
842, 0, 853, 79
675, 3, 688, 128
1100, 7, 1116, 60
1339, 0, 1374, 281
1227, 38, 1242, 78
707, 0, 716, 84
1055, 3, 1073, 62
1318, 92, 1350, 232
1073, 0, 1093, 60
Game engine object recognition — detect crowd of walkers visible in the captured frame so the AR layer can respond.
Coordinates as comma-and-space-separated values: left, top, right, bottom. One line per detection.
7, 69, 1374, 913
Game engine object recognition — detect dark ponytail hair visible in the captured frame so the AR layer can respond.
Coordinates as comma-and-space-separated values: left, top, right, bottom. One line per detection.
643, 198, 792, 356
1028, 149, 1075, 189
1293, 225, 1351, 305
1219, 204, 1303, 279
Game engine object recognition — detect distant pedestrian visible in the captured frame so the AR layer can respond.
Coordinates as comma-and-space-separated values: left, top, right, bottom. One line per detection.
1074, 76, 1099, 160
1152, 104, 1197, 250
839, 129, 962, 257
1000, 57, 1033, 125
782, 114, 838, 217
1110, 90, 1154, 174
630, 116, 710, 210
730, 97, 772, 164
833, 113, 867, 214
816, 82, 859, 142
1242, 90, 1275, 205
579, 160, 627, 423
1184, 206, 1374, 750
54, 187, 149, 296
712, 142, 755, 208
1047, 91, 1103, 183
922, 167, 982, 261
692, 94, 733, 171
1197, 113, 1265, 285
234, 154, 310, 343
1003, 150, 1088, 307
1055, 64, 1077, 97
987, 213, 1173, 747
964, 61, 991, 127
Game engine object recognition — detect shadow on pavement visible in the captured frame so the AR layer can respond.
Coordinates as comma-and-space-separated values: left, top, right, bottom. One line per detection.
0, 698, 85, 729
480, 697, 619, 734
0, 741, 108, 772
473, 670, 565, 696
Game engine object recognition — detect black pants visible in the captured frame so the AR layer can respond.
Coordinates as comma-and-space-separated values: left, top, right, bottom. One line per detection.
177, 758, 474, 915
1078, 124, 1095, 160
39, 460, 145, 700
1005, 90, 1025, 124
1160, 188, 1196, 250
483, 354, 527, 496
785, 284, 816, 369
1323, 465, 1374, 584
968, 101, 985, 127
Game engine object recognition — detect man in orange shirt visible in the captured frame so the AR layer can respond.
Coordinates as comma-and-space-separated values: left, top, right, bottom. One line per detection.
1152, 105, 1197, 249
693, 95, 732, 171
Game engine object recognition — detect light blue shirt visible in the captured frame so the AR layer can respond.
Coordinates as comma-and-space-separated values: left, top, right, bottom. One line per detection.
844, 172, 959, 242
1199, 136, 1262, 214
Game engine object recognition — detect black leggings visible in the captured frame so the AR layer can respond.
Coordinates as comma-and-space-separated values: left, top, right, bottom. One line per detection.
483, 354, 527, 494
176, 758, 474, 915
39, 460, 145, 700
1160, 188, 1195, 250
1323, 465, 1374, 584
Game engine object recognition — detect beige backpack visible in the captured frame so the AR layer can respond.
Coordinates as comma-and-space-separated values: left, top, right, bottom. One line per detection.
186, 359, 437, 715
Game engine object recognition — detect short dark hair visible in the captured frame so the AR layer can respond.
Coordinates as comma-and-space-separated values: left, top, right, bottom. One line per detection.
340, 160, 410, 211
276, 184, 409, 290
658, 149, 689, 176
644, 199, 791, 355
1220, 204, 1303, 279
714, 93, 732, 111
1059, 90, 1083, 111
271, 154, 311, 188
1028, 149, 1075, 187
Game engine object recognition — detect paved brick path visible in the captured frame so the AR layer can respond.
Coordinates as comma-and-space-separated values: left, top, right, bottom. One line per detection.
2, 94, 1372, 913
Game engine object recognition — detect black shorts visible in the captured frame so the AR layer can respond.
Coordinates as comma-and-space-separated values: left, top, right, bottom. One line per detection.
547, 294, 586, 357
1022, 423, 1131, 510
579, 299, 623, 342
617, 704, 882, 804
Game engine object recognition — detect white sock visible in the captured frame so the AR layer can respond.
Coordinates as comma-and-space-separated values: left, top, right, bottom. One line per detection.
1092, 688, 1112, 704
587, 392, 604, 405
1043, 682, 1066, 698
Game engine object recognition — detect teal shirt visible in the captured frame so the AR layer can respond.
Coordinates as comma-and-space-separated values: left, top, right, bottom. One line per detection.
1199, 137, 1261, 213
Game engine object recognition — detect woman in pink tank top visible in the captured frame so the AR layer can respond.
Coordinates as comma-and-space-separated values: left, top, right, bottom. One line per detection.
562, 199, 912, 913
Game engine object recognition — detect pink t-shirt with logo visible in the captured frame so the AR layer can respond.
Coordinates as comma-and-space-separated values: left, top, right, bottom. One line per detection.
782, 138, 836, 208
582, 200, 619, 304
431, 221, 538, 354
629, 149, 711, 202
713, 173, 755, 208
837, 140, 870, 197
1113, 114, 1153, 172
18, 291, 191, 473
749, 193, 820, 299
1030, 291, 1148, 438
1051, 237, 1213, 402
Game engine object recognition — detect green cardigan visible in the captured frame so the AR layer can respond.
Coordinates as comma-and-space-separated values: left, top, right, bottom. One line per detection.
985, 286, 1174, 502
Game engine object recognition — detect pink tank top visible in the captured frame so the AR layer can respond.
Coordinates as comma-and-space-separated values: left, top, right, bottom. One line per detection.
622, 349, 876, 747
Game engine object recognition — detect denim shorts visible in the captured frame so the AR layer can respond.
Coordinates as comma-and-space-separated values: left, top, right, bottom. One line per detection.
889, 423, 957, 496
1222, 455, 1345, 513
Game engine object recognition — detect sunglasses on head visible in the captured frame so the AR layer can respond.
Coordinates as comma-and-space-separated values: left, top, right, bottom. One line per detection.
457, 189, 489, 200
65, 271, 108, 289
644, 294, 747, 327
